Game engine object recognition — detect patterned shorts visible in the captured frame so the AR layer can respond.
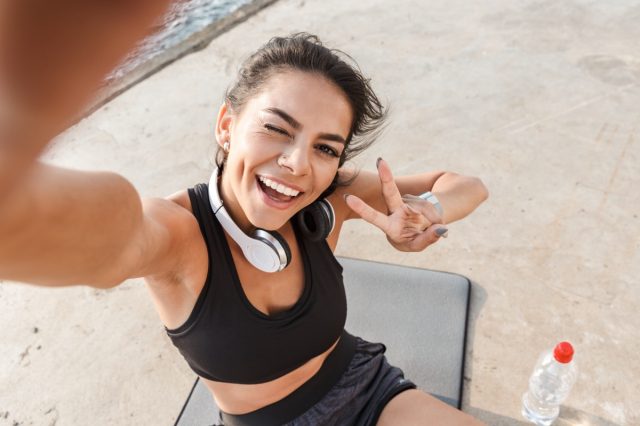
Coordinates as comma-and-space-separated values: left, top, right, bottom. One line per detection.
219, 332, 417, 426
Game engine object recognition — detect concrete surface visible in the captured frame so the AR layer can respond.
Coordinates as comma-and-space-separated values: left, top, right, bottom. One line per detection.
92, 0, 278, 116
1, 0, 639, 425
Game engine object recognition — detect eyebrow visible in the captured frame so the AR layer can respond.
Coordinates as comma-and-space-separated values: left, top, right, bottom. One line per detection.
263, 107, 346, 144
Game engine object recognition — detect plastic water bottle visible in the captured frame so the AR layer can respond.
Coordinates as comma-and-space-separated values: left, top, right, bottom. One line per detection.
521, 341, 578, 425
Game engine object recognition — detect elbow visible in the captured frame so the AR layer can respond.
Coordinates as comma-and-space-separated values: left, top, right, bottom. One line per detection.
435, 173, 489, 203
98, 280, 126, 290
86, 281, 118, 290
475, 177, 489, 202
78, 267, 129, 289
91, 274, 127, 289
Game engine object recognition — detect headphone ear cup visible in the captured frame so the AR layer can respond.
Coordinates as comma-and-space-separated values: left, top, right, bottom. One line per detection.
296, 199, 335, 242
269, 230, 292, 267
252, 229, 292, 269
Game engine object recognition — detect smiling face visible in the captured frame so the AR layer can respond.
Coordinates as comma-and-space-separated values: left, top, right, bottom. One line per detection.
215, 70, 353, 232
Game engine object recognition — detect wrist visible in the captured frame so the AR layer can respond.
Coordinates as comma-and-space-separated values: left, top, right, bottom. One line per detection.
418, 191, 444, 216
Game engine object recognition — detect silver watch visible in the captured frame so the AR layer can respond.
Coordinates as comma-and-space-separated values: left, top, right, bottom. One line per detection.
418, 191, 444, 216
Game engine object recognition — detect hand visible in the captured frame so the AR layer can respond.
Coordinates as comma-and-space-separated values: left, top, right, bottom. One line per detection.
0, 0, 171, 199
344, 158, 448, 252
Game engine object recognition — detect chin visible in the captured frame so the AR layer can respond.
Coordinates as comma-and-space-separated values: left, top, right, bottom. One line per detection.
247, 212, 291, 232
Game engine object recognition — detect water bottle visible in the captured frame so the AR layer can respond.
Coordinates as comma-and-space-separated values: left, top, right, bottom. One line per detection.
521, 341, 578, 425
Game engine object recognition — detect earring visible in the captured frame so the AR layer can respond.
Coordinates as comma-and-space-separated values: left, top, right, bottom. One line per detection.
223, 141, 230, 152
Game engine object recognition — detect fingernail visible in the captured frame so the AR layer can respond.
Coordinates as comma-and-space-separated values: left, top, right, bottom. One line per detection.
376, 157, 382, 168
436, 227, 449, 238
343, 193, 351, 202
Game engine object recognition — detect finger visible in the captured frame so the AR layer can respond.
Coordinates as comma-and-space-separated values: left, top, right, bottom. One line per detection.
409, 224, 448, 250
344, 194, 390, 233
402, 197, 443, 225
376, 158, 404, 213
401, 204, 432, 231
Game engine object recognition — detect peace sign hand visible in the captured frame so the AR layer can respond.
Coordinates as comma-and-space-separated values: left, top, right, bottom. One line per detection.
344, 158, 448, 252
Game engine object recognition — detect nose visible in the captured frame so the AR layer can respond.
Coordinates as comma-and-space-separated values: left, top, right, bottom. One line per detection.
279, 141, 311, 176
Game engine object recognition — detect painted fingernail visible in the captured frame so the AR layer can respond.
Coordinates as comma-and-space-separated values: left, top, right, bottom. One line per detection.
436, 227, 449, 238
376, 157, 383, 168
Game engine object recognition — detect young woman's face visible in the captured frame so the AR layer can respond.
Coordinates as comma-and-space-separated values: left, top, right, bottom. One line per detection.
217, 70, 353, 231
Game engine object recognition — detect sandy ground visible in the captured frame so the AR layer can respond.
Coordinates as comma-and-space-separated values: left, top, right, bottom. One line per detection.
1, 0, 639, 425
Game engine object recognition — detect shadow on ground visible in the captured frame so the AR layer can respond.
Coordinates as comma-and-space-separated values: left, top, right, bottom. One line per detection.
461, 280, 487, 407
466, 405, 622, 426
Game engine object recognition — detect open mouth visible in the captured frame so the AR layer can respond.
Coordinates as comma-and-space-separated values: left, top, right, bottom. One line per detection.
256, 176, 303, 205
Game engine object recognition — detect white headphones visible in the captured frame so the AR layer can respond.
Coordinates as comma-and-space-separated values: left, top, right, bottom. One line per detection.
208, 167, 335, 273
208, 167, 290, 272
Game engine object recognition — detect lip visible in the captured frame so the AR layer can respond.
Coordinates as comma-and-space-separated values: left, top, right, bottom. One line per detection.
255, 177, 302, 210
257, 174, 306, 193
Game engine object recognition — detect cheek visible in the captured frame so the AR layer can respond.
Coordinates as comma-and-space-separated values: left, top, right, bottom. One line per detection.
316, 163, 339, 189
228, 135, 271, 170
244, 133, 281, 160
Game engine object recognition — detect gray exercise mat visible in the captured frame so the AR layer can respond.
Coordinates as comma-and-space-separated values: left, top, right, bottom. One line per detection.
175, 256, 470, 425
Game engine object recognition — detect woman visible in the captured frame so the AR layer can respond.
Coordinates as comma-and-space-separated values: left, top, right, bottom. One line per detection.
1, 24, 487, 426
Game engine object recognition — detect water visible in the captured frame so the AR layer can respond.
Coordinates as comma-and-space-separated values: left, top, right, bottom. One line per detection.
108, 0, 253, 82
522, 346, 578, 425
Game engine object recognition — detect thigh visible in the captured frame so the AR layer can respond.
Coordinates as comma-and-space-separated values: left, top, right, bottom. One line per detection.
376, 389, 485, 426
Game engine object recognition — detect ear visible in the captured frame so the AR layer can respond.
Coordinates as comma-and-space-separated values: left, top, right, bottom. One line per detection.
215, 102, 234, 148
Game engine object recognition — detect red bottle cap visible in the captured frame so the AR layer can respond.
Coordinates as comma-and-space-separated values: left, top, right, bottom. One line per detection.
553, 341, 574, 363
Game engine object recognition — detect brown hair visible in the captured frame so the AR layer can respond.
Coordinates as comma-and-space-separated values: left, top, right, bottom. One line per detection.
218, 33, 387, 197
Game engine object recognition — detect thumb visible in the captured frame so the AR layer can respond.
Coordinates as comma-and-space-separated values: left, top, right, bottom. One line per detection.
411, 223, 449, 248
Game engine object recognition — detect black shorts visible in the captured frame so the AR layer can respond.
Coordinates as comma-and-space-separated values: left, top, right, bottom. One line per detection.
218, 331, 417, 426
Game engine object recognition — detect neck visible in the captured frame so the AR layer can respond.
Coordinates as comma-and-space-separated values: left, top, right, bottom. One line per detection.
218, 170, 255, 234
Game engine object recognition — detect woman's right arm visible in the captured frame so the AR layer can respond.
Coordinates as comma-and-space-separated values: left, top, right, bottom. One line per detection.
0, 1, 191, 289
0, 163, 190, 289
0, 0, 171, 200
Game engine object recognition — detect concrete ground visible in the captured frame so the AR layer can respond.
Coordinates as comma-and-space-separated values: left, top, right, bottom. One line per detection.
1, 0, 638, 425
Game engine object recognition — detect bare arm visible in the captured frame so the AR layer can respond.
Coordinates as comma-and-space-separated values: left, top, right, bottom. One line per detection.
397, 171, 489, 224
0, 1, 178, 288
0, 0, 170, 201
334, 166, 488, 224
0, 163, 189, 288
328, 159, 488, 252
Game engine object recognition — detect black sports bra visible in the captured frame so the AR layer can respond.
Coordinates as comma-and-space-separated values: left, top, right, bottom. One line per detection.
165, 184, 347, 384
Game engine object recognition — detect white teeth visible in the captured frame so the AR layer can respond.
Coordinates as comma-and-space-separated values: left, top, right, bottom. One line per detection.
258, 176, 300, 197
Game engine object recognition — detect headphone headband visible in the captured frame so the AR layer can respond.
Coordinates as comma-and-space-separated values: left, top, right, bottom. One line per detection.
208, 167, 289, 272
207, 167, 335, 273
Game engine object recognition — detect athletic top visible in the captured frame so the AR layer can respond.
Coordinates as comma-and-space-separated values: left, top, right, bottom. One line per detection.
165, 183, 347, 384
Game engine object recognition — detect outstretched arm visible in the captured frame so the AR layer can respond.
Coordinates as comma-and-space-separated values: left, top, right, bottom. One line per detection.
0, 163, 194, 288
0, 0, 170, 200
0, 1, 177, 288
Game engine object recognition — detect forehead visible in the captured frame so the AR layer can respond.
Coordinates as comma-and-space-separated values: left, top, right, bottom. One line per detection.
242, 70, 353, 136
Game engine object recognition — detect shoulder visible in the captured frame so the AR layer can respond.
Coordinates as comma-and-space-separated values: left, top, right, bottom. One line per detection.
324, 168, 374, 249
138, 189, 207, 286
142, 190, 198, 255
165, 188, 195, 213
140, 189, 211, 328
143, 188, 198, 233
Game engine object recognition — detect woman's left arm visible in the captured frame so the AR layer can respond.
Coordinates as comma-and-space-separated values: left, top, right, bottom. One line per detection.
395, 170, 489, 225
330, 158, 488, 252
